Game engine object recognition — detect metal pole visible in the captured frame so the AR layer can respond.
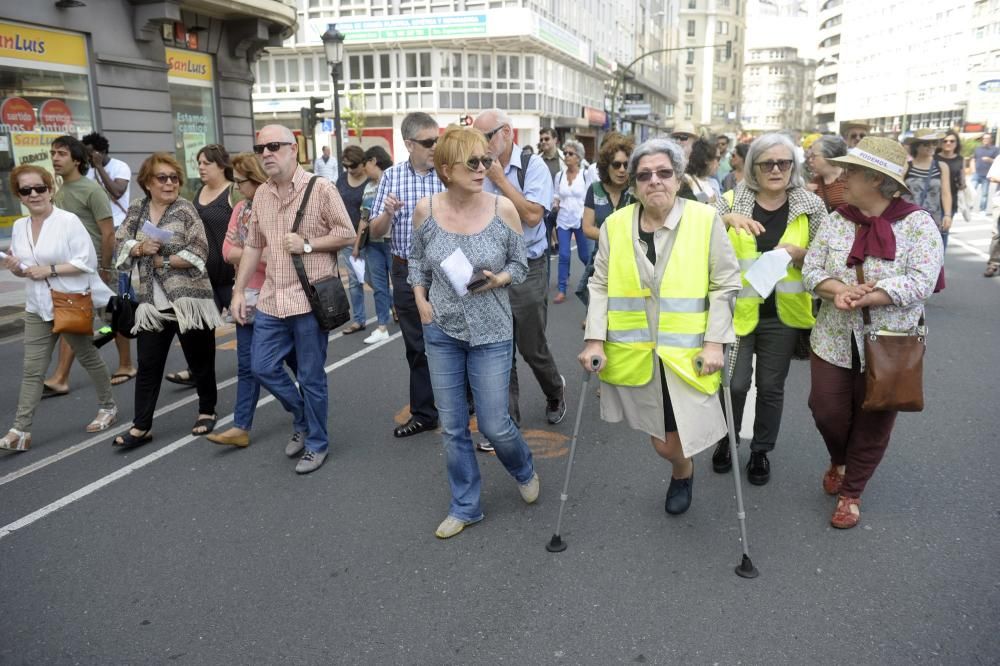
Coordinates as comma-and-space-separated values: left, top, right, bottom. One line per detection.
332, 62, 344, 180
722, 340, 758, 579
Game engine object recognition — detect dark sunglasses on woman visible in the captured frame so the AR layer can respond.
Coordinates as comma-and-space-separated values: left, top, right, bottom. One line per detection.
756, 159, 794, 173
153, 173, 180, 184
461, 156, 494, 171
17, 185, 50, 196
635, 168, 675, 182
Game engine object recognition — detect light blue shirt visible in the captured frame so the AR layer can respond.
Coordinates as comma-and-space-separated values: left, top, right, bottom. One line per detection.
482, 143, 553, 259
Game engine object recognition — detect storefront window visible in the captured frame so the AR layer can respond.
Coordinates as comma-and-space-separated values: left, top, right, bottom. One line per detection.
165, 47, 218, 200
0, 21, 94, 237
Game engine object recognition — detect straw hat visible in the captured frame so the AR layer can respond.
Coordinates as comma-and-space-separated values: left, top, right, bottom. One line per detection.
903, 128, 945, 144
828, 136, 911, 193
670, 121, 700, 139
842, 121, 870, 131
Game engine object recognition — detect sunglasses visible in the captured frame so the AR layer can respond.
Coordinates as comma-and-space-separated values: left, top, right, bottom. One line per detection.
848, 133, 866, 140
343, 162, 359, 169
484, 125, 505, 141
460, 156, 495, 171
153, 173, 180, 184
564, 152, 578, 158
670, 134, 693, 142
253, 141, 294, 154
17, 185, 50, 196
635, 168, 675, 182
756, 159, 794, 173
942, 138, 957, 143
610, 160, 628, 170
409, 137, 438, 149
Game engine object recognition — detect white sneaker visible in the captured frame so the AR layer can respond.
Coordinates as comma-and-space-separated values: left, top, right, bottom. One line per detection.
363, 328, 390, 344
518, 472, 540, 504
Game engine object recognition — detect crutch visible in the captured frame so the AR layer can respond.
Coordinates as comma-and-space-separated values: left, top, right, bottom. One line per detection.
722, 339, 759, 578
546, 357, 601, 553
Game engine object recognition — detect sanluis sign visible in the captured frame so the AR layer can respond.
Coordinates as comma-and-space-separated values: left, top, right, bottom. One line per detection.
165, 47, 214, 84
0, 21, 87, 68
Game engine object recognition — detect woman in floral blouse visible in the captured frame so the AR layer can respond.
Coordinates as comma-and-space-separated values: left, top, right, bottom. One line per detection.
802, 137, 943, 529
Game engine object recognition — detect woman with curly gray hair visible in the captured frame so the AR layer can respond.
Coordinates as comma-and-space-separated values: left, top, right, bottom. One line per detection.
578, 137, 740, 516
712, 133, 829, 486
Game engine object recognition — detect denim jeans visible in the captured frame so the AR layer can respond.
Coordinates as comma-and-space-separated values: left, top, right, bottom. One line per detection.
423, 322, 535, 522
234, 321, 297, 431
338, 247, 366, 326
556, 226, 591, 294
251, 311, 329, 453
972, 173, 990, 212
365, 241, 393, 326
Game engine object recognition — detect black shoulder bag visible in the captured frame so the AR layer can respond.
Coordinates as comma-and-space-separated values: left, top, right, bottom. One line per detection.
291, 176, 351, 331
107, 200, 147, 339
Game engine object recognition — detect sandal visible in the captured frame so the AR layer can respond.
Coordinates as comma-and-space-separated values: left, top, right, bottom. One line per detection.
822, 465, 845, 496
41, 384, 69, 399
393, 417, 437, 438
831, 495, 861, 529
86, 407, 119, 433
112, 428, 153, 448
165, 369, 197, 387
0, 429, 31, 452
985, 262, 1000, 278
192, 414, 217, 436
342, 322, 366, 335
110, 371, 137, 386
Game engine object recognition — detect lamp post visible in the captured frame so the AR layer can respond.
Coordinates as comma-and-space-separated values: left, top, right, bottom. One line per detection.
321, 26, 346, 178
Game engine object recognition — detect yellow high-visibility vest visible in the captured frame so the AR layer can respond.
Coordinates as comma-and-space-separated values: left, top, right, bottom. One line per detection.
600, 202, 721, 395
722, 190, 814, 336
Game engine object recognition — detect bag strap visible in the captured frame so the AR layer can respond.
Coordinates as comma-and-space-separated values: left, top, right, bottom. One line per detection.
290, 176, 323, 295
518, 150, 530, 190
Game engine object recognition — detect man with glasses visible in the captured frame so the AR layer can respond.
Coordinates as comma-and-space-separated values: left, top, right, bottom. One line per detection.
474, 108, 566, 426
538, 127, 564, 181
230, 125, 356, 474
368, 112, 445, 438
841, 121, 869, 149
669, 121, 700, 159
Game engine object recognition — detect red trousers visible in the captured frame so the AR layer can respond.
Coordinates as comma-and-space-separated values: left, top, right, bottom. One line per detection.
808, 352, 898, 498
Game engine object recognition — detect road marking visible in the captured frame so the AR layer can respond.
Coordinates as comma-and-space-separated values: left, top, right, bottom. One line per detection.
0, 316, 381, 488
949, 223, 995, 234
948, 237, 989, 260
0, 330, 402, 540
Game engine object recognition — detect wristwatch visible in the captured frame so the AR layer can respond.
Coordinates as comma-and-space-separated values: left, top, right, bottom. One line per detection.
303, 238, 313, 254
50, 264, 57, 278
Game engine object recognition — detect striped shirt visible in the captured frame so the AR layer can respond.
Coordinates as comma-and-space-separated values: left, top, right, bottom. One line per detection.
246, 167, 355, 318
370, 160, 445, 259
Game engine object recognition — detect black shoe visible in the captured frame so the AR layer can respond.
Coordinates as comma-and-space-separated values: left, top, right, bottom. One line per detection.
665, 471, 694, 515
393, 417, 438, 438
746, 451, 770, 486
711, 437, 731, 473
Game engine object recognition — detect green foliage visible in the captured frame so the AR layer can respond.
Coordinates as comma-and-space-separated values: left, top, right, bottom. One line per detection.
961, 138, 978, 159
341, 93, 366, 139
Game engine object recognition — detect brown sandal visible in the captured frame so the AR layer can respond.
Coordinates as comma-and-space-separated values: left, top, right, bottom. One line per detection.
822, 465, 845, 495
831, 495, 861, 529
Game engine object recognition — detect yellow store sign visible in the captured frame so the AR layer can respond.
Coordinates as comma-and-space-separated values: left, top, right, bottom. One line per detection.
165, 47, 214, 84
0, 22, 87, 68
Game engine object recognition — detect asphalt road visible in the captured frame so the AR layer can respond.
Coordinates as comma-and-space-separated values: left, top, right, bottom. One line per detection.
0, 219, 998, 664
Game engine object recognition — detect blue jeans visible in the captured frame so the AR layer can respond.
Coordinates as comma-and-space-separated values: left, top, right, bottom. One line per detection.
423, 322, 535, 522
338, 247, 366, 326
972, 173, 990, 212
365, 241, 393, 326
557, 226, 591, 294
234, 321, 297, 431
251, 311, 329, 453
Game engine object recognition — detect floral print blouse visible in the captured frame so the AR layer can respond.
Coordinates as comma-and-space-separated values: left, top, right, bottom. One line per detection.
802, 209, 943, 370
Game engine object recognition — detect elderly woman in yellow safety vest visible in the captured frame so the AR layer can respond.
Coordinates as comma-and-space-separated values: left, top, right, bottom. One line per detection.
578, 137, 741, 516
712, 133, 829, 487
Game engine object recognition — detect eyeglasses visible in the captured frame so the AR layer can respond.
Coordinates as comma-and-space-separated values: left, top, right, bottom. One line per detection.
153, 173, 180, 184
484, 125, 505, 141
563, 151, 578, 158
670, 134, 693, 142
610, 160, 628, 170
459, 156, 495, 171
234, 178, 251, 185
756, 160, 794, 173
848, 133, 866, 140
942, 138, 957, 144
635, 168, 675, 182
343, 162, 359, 169
17, 185, 49, 196
409, 137, 438, 149
253, 141, 293, 154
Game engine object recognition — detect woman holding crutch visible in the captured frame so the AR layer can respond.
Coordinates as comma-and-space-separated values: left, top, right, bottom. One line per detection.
577, 137, 741, 515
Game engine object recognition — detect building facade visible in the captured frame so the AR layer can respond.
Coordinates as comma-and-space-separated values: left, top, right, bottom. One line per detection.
252, 0, 681, 163
813, 0, 842, 133
966, 0, 1000, 131
671, 0, 745, 136
0, 1, 295, 238
741, 47, 815, 133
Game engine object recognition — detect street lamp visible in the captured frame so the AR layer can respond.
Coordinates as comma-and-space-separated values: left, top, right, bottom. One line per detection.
321, 26, 346, 176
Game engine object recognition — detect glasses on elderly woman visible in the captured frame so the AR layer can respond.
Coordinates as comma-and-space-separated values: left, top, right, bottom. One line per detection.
635, 168, 675, 182
153, 173, 180, 184
756, 159, 794, 173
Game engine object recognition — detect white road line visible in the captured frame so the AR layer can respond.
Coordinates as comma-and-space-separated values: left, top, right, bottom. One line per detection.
948, 237, 990, 260
949, 223, 995, 234
0, 330, 402, 540
0, 316, 380, 488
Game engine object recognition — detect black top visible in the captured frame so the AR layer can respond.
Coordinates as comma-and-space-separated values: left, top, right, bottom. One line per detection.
194, 185, 235, 290
752, 199, 790, 318
337, 177, 368, 230
638, 222, 657, 265
936, 153, 963, 215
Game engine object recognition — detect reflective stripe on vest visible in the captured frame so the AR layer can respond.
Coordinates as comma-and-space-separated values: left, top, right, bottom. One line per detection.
600, 201, 722, 394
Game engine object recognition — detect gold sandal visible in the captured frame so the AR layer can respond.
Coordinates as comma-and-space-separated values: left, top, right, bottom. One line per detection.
0, 429, 31, 452
86, 407, 119, 433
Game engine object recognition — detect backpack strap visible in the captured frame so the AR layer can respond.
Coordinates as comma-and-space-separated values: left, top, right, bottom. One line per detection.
518, 150, 531, 191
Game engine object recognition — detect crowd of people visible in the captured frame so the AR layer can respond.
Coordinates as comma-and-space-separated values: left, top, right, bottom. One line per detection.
4, 115, 992, 536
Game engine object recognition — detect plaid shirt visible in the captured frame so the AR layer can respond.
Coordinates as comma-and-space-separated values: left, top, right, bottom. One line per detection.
246, 167, 355, 318
370, 160, 445, 259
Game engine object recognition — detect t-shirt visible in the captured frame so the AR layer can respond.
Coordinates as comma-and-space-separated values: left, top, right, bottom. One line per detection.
752, 199, 789, 318
53, 176, 113, 257
974, 145, 999, 177
336, 176, 367, 230
86, 157, 131, 227
542, 154, 561, 181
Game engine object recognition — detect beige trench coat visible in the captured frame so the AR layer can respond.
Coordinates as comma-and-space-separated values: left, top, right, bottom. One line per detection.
584, 199, 742, 457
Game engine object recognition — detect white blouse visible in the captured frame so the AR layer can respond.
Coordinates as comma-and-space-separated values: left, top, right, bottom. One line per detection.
9, 206, 112, 321
554, 169, 590, 230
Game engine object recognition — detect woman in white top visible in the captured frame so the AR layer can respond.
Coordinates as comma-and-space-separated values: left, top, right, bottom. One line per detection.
1, 165, 117, 452
684, 138, 721, 204
552, 139, 592, 303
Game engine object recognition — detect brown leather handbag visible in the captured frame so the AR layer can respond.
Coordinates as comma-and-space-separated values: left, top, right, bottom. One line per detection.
50, 288, 94, 335
855, 265, 925, 412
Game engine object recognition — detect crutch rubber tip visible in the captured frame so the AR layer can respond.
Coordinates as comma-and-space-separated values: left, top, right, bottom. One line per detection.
734, 554, 759, 579
546, 535, 568, 553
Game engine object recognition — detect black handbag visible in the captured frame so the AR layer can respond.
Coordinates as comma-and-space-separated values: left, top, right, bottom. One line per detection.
108, 201, 145, 338
291, 176, 351, 331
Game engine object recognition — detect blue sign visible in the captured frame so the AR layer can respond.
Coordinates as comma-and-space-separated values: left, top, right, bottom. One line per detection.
321, 119, 334, 132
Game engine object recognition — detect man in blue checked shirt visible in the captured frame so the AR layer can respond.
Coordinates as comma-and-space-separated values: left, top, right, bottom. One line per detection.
474, 109, 566, 426
368, 112, 446, 437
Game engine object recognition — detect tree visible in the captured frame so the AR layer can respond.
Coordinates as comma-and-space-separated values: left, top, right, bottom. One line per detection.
341, 92, 367, 141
